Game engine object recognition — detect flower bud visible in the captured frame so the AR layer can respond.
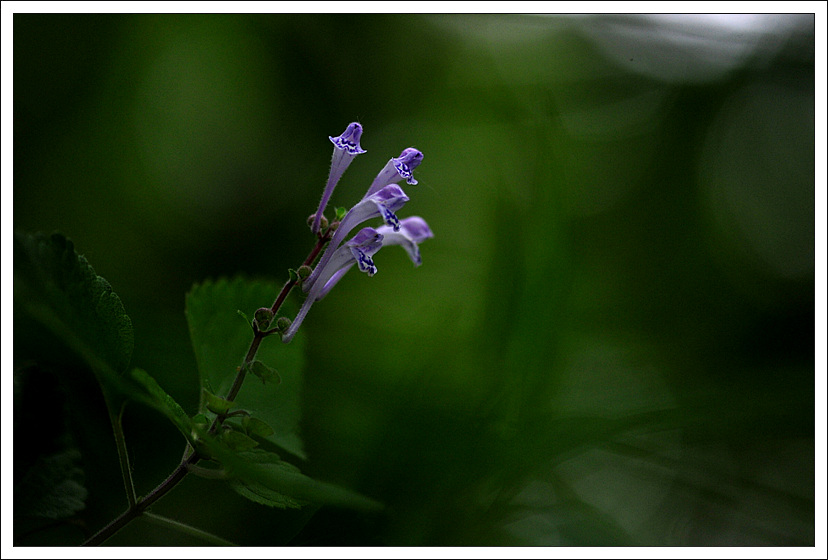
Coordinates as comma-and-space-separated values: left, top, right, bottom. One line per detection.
254, 307, 274, 331
274, 316, 292, 333
308, 213, 329, 231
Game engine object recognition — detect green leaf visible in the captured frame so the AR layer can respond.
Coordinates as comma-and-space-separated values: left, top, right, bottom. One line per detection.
213, 445, 380, 511
242, 416, 276, 438
14, 231, 134, 383
248, 360, 280, 385
130, 368, 193, 441
189, 428, 382, 511
228, 450, 303, 509
220, 429, 259, 451
12, 234, 195, 442
185, 277, 306, 459
203, 389, 235, 415
230, 479, 303, 509
13, 232, 197, 463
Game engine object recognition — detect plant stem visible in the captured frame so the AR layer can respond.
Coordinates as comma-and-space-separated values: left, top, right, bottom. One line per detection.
185, 463, 228, 479
82, 453, 195, 546
214, 228, 332, 427
143, 512, 237, 546
270, 228, 332, 316
105, 390, 137, 508
82, 229, 333, 546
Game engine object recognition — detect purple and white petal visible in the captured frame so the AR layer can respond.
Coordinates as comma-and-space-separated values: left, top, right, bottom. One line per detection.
305, 185, 408, 291
329, 122, 367, 156
365, 148, 423, 198
282, 228, 383, 343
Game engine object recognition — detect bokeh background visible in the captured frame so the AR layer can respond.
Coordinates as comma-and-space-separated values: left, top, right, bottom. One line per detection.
13, 13, 817, 546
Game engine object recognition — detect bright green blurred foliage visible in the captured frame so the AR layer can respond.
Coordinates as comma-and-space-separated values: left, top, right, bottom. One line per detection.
14, 14, 815, 546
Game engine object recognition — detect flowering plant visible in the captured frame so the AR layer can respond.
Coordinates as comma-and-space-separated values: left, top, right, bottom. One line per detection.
13, 123, 432, 546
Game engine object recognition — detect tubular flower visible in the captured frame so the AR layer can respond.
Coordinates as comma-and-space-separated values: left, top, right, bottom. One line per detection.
304, 184, 409, 292
315, 216, 434, 301
282, 228, 383, 343
282, 125, 432, 344
311, 122, 366, 234
364, 148, 423, 198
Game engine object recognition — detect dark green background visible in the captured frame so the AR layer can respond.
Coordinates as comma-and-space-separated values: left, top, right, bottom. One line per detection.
14, 14, 815, 545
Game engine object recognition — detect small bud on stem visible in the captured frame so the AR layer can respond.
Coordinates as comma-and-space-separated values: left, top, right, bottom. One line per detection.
253, 307, 274, 331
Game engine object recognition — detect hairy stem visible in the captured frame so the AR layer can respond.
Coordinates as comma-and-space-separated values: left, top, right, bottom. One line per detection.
210, 229, 332, 432
270, 228, 332, 316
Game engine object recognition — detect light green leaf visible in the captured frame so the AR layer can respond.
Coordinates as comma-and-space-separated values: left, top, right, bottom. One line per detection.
203, 444, 381, 512
203, 389, 235, 415
221, 429, 259, 451
243, 416, 276, 438
249, 360, 280, 385
230, 480, 303, 509
185, 277, 306, 459
229, 450, 303, 509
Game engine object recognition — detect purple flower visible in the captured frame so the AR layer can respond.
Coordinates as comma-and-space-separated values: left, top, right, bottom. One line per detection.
314, 217, 434, 301
311, 122, 366, 235
374, 216, 434, 267
304, 184, 409, 292
282, 228, 383, 343
364, 148, 423, 198
283, 129, 431, 344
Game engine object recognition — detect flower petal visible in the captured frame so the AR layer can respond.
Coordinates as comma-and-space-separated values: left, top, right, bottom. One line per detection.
399, 216, 434, 243
351, 247, 378, 276
283, 228, 383, 343
365, 148, 423, 198
305, 186, 408, 292
311, 122, 366, 234
375, 216, 434, 266
329, 122, 366, 155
